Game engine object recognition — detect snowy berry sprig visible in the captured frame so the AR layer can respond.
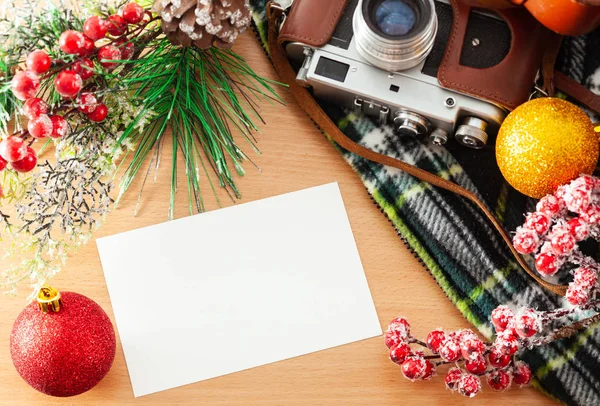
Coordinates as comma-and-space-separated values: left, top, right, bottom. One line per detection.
512, 175, 600, 306
385, 298, 600, 398
1, 2, 155, 198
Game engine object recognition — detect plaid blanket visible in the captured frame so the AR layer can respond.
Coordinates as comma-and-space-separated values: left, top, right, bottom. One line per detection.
250, 2, 600, 404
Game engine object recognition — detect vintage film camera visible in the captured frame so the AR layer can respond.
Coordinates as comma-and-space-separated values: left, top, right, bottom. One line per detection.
284, 0, 515, 149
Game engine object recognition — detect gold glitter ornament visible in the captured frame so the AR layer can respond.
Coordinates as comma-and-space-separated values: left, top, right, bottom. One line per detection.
496, 98, 599, 198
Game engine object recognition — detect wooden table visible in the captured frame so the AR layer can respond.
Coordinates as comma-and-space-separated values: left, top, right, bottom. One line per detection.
0, 34, 554, 405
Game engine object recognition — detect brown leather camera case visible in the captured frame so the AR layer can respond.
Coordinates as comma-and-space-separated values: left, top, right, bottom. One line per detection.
279, 0, 556, 111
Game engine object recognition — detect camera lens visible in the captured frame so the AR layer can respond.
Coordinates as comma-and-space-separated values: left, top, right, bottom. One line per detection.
353, 0, 437, 71
374, 0, 417, 36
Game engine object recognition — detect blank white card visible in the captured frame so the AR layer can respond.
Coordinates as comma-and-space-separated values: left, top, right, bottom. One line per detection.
97, 183, 382, 397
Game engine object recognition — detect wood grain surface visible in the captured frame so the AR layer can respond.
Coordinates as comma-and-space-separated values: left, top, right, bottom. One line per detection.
0, 34, 554, 405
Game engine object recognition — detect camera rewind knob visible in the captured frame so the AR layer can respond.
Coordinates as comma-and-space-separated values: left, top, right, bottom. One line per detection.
454, 117, 488, 149
393, 111, 431, 137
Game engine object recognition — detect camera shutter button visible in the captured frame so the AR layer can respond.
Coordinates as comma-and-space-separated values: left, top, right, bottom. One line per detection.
393, 111, 431, 137
455, 117, 489, 149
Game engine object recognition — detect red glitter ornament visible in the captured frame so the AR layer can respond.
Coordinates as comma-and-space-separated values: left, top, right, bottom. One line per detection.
10, 288, 116, 397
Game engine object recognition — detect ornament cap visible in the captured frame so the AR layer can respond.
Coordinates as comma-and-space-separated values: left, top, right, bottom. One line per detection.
37, 286, 61, 313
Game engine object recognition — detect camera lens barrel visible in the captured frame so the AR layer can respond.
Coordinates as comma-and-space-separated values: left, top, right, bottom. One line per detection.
353, 0, 437, 71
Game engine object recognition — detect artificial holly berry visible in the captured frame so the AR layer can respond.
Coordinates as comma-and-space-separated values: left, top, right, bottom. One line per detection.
79, 37, 96, 57
0, 136, 28, 162
28, 114, 53, 139
106, 15, 128, 36
550, 228, 576, 255
384, 329, 404, 349
574, 267, 598, 289
566, 284, 589, 306
84, 16, 108, 40
54, 70, 83, 98
401, 356, 427, 381
23, 98, 49, 119
11, 147, 37, 173
78, 92, 98, 114
444, 367, 463, 391
567, 217, 588, 240
513, 227, 539, 254
457, 374, 481, 398
122, 3, 145, 24
72, 58, 95, 80
535, 252, 559, 276
512, 361, 532, 386
88, 103, 108, 122
0, 156, 7, 171
120, 42, 135, 60
491, 305, 514, 332
388, 317, 410, 339
439, 338, 460, 362
460, 336, 485, 360
11, 71, 40, 101
389, 343, 412, 365
581, 205, 600, 225
59, 30, 86, 55
49, 115, 69, 139
515, 309, 539, 338
421, 360, 435, 380
487, 369, 511, 391
526, 212, 550, 235
565, 187, 591, 213
426, 329, 445, 353
98, 45, 122, 69
465, 354, 487, 375
488, 347, 511, 368
26, 50, 51, 74
536, 195, 561, 217
495, 329, 519, 355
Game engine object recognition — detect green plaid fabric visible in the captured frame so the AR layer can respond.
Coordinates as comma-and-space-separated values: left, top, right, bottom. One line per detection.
250, 2, 600, 404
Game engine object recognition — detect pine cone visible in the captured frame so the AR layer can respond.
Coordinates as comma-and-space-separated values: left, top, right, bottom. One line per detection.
153, 0, 251, 49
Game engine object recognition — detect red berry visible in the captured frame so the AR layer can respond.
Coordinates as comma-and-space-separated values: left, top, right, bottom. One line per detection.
536, 195, 561, 217
525, 212, 550, 235
550, 228, 576, 255
98, 45, 122, 69
574, 267, 598, 289
0, 136, 28, 162
389, 343, 412, 364
78, 92, 98, 114
22, 98, 49, 119
465, 354, 487, 375
515, 309, 539, 338
388, 317, 410, 337
72, 58, 95, 80
565, 187, 591, 213
487, 369, 511, 391
83, 16, 108, 40
401, 356, 427, 381
59, 30, 86, 55
513, 227, 539, 254
11, 71, 40, 101
27, 114, 53, 139
460, 336, 485, 360
11, 146, 37, 173
106, 15, 128, 36
567, 217, 589, 240
49, 115, 69, 139
445, 367, 463, 391
457, 374, 481, 398
122, 3, 145, 24
489, 347, 511, 368
513, 361, 532, 386
426, 329, 445, 353
88, 103, 108, 122
54, 70, 83, 98
26, 50, 51, 74
495, 329, 519, 355
120, 41, 135, 60
566, 284, 589, 306
491, 305, 514, 332
535, 252, 559, 276
439, 338, 460, 362
0, 156, 7, 171
421, 359, 435, 380
581, 205, 600, 225
384, 329, 404, 349
79, 36, 96, 57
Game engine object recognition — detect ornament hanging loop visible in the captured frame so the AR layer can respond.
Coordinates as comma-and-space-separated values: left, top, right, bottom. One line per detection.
37, 286, 61, 313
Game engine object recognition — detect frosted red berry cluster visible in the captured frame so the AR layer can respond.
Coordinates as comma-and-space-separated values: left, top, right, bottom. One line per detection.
2, 3, 151, 198
512, 175, 600, 306
384, 316, 532, 398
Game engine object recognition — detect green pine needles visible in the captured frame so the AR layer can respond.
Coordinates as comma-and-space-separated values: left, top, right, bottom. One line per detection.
116, 35, 283, 218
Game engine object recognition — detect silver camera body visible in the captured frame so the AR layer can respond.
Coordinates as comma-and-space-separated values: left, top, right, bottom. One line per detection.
285, 0, 508, 149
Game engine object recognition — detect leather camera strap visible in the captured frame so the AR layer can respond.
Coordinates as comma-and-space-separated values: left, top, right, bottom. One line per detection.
265, 3, 600, 297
